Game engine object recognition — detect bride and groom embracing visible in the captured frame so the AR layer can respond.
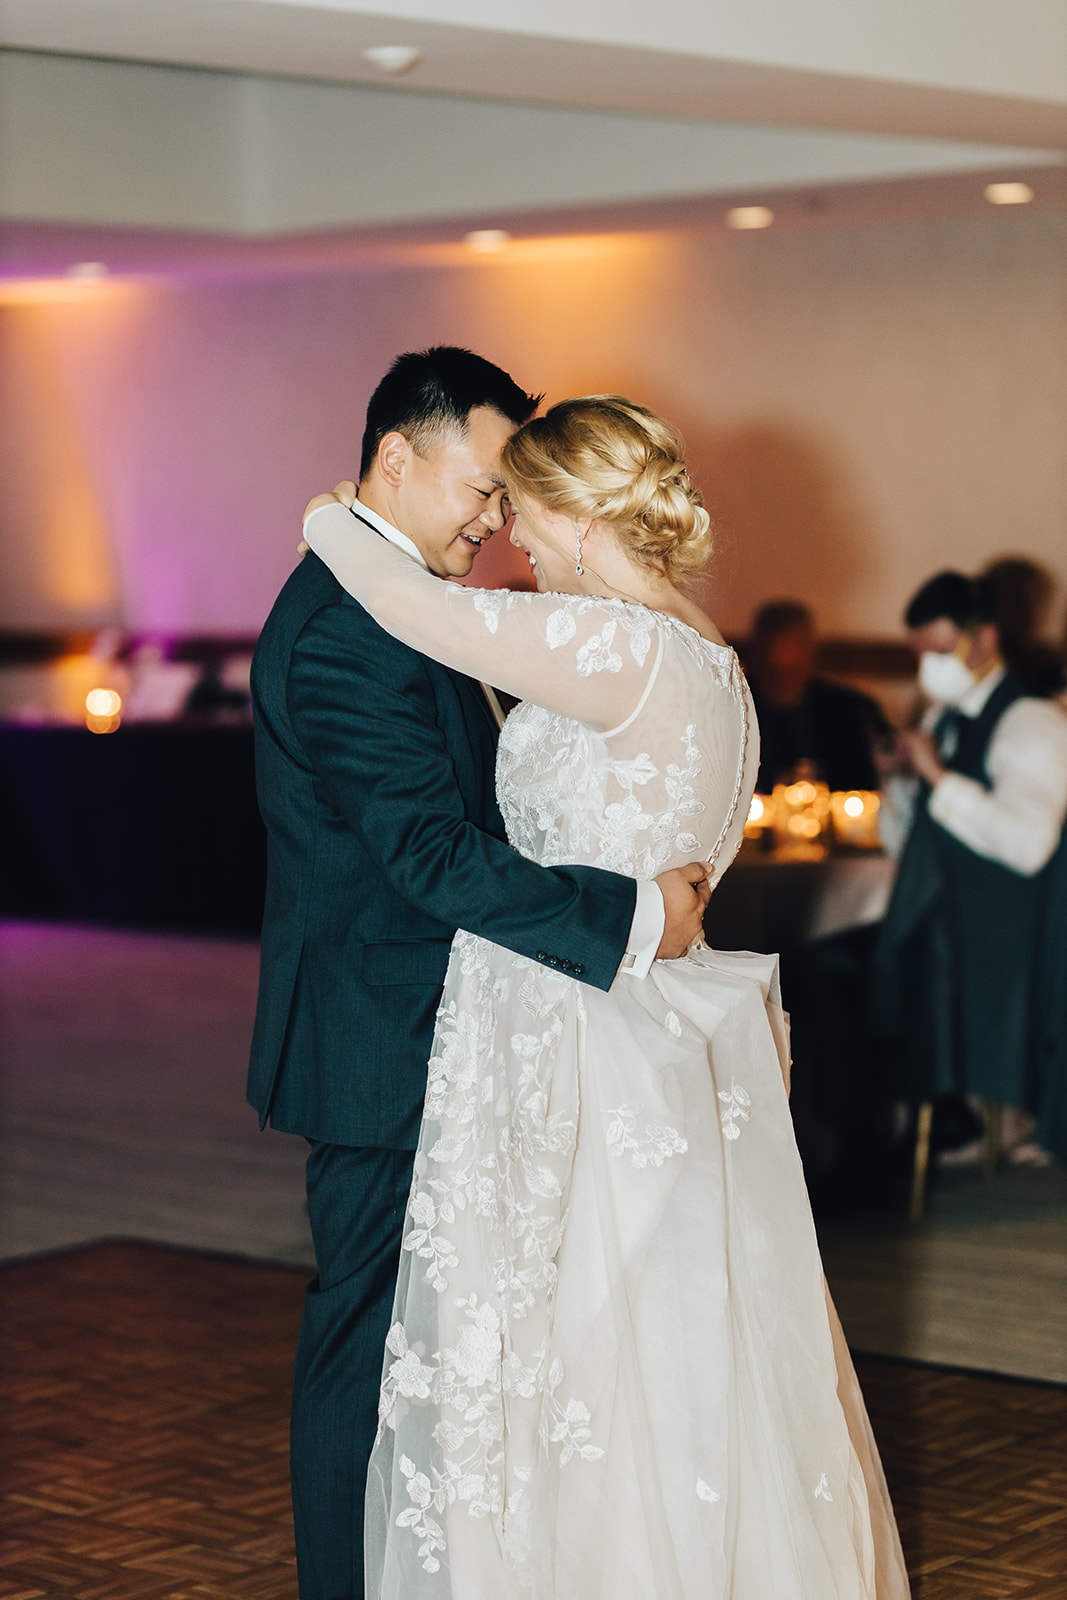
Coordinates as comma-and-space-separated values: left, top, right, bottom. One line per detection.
248, 347, 910, 1600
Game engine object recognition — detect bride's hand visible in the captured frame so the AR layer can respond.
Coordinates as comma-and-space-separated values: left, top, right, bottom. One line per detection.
302, 480, 358, 523
653, 862, 712, 960
299, 482, 359, 557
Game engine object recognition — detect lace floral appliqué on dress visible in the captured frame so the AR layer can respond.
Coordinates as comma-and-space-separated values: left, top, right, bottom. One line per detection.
360, 596, 909, 1600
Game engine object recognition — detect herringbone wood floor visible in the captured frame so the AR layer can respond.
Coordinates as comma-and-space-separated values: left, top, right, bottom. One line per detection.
2, 1242, 1065, 1599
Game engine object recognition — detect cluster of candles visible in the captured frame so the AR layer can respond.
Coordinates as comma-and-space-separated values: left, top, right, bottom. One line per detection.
744, 782, 881, 851
85, 687, 122, 734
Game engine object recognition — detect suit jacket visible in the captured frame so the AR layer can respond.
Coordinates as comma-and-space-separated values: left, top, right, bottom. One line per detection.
247, 551, 636, 1150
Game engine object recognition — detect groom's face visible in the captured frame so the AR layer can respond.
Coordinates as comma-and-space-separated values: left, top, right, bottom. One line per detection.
399, 406, 517, 578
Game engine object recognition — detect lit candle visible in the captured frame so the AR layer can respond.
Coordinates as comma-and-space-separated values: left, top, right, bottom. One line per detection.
85, 687, 122, 734
830, 790, 881, 847
744, 793, 771, 838
772, 777, 831, 858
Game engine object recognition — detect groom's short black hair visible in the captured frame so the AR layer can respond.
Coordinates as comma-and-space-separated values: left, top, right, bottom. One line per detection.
904, 570, 996, 632
359, 346, 541, 479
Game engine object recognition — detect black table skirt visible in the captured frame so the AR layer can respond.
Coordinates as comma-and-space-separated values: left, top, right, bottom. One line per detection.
0, 722, 266, 935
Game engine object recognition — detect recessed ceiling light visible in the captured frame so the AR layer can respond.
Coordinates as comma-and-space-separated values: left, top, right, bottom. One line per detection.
362, 45, 422, 76
464, 229, 511, 253
725, 206, 774, 230
67, 261, 109, 278
984, 181, 1034, 205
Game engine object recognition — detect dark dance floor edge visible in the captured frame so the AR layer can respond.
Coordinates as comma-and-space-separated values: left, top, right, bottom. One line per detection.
3, 1241, 1066, 1598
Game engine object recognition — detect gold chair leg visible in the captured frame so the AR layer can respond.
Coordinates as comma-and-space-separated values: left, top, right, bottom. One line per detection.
910, 1101, 934, 1222
982, 1101, 1001, 1179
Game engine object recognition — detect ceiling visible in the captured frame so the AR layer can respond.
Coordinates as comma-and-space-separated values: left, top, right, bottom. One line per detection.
0, 0, 1062, 260
2, 0, 1065, 148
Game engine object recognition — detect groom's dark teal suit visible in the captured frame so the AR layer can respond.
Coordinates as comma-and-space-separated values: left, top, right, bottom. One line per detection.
248, 544, 635, 1600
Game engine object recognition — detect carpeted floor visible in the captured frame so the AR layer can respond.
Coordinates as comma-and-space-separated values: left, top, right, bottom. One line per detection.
2, 919, 1066, 1385
3, 1240, 1066, 1600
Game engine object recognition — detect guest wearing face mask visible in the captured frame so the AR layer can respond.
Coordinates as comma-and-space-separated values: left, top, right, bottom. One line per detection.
874, 570, 1067, 1175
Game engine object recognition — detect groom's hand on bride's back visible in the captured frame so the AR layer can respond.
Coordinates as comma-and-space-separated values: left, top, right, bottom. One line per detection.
654, 863, 711, 959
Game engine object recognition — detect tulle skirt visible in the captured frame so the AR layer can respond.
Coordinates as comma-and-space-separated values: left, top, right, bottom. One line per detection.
365, 934, 910, 1599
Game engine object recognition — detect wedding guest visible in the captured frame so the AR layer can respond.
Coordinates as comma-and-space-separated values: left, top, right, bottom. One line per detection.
981, 555, 1066, 697
745, 600, 890, 791
875, 570, 1067, 1168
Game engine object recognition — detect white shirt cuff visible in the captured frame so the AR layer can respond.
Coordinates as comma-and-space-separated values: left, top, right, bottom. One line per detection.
619, 881, 665, 979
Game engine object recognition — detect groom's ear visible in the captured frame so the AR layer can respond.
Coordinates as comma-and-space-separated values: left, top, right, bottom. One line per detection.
376, 430, 411, 489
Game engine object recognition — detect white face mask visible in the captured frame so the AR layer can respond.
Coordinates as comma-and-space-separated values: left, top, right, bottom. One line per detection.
917, 649, 976, 706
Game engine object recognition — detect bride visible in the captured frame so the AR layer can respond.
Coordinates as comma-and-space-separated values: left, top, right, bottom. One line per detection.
302, 395, 910, 1600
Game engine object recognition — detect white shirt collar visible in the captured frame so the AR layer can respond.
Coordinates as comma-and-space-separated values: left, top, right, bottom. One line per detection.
351, 496, 428, 569
958, 661, 1006, 718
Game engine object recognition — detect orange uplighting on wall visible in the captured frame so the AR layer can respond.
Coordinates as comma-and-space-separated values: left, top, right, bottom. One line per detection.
0, 285, 150, 624
0, 274, 148, 307
414, 230, 662, 269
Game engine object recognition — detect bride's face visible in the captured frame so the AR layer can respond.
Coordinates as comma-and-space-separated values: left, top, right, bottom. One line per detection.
509, 499, 586, 593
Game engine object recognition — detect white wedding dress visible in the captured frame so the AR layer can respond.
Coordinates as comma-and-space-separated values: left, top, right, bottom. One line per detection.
304, 506, 911, 1600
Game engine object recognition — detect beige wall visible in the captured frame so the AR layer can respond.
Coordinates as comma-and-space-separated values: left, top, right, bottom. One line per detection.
1, 200, 1064, 649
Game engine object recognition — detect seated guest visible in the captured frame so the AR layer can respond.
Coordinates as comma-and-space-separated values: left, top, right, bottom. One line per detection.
981, 555, 1066, 697
875, 570, 1067, 1167
745, 600, 890, 791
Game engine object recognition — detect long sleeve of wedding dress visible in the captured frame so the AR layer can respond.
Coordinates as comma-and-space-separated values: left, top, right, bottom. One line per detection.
303, 501, 659, 733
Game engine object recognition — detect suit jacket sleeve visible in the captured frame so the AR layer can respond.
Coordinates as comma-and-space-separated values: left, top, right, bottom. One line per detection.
287, 595, 636, 991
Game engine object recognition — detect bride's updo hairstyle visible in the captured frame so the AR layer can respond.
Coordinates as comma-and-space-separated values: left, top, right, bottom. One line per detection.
501, 395, 711, 583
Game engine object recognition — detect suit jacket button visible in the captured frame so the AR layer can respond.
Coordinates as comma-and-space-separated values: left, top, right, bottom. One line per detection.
573, 962, 585, 975
536, 950, 549, 962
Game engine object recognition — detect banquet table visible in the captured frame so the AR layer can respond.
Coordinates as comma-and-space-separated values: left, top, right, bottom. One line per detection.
703, 844, 895, 955
2, 718, 896, 955
0, 721, 265, 934
704, 844, 902, 1209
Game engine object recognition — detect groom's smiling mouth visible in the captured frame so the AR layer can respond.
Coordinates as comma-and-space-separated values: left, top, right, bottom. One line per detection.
460, 530, 492, 552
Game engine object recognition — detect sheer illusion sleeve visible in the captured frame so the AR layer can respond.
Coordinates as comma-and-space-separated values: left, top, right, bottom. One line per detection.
303, 502, 660, 732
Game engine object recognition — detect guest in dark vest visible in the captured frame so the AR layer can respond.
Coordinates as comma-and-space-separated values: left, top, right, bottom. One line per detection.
744, 600, 890, 792
875, 570, 1067, 1167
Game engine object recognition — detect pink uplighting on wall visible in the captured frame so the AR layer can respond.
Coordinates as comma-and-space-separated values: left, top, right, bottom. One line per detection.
2, 197, 1064, 650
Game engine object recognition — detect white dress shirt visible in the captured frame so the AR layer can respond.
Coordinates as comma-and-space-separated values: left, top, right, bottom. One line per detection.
926, 666, 1067, 876
319, 497, 667, 974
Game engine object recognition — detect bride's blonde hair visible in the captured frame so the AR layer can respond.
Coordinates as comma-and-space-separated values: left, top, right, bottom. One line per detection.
502, 395, 712, 583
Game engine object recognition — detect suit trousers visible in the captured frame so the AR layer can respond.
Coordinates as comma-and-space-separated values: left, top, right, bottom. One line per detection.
291, 1141, 416, 1600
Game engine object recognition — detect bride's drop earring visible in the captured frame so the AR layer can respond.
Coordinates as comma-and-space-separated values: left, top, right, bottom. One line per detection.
575, 529, 584, 576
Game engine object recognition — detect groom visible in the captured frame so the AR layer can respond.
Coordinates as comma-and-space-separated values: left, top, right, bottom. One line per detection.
248, 346, 710, 1600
